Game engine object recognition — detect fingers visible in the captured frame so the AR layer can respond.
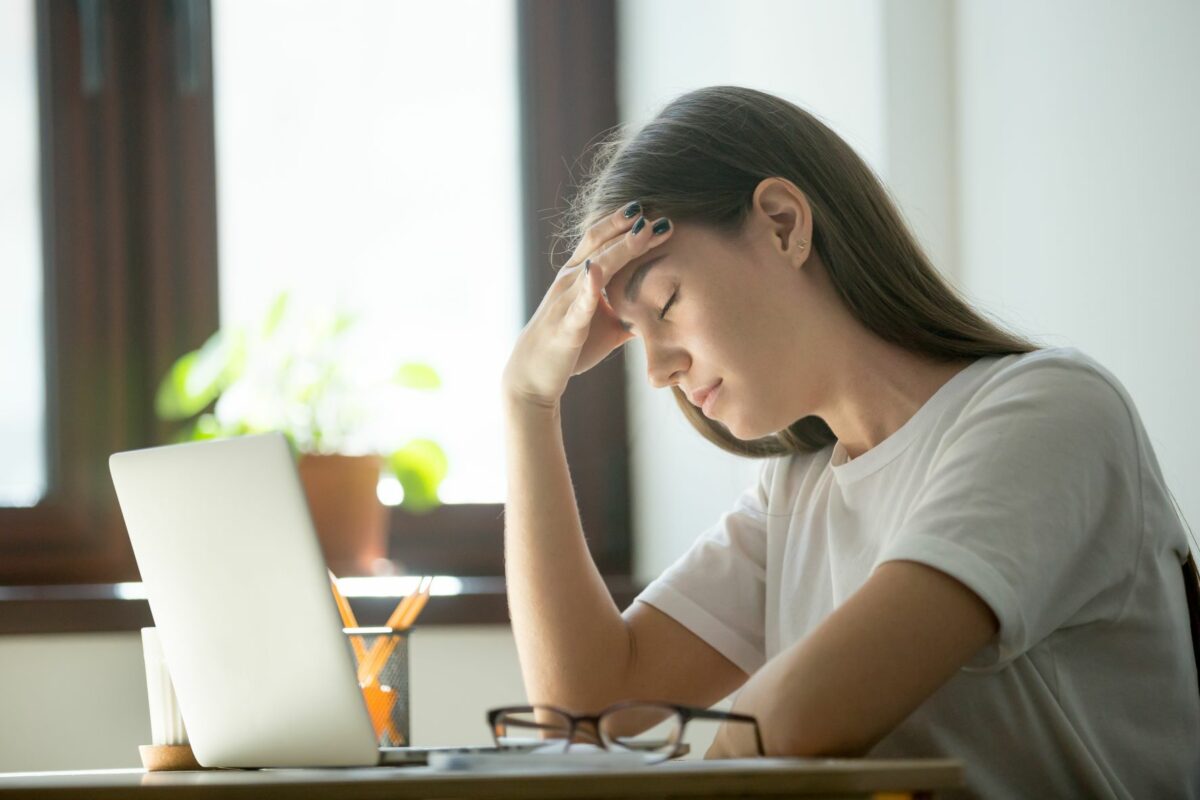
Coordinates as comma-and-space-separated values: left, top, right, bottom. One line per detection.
568, 257, 599, 322
563, 200, 643, 268
584, 213, 673, 285
550, 261, 588, 296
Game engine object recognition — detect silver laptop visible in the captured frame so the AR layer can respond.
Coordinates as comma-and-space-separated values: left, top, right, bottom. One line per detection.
109, 432, 504, 768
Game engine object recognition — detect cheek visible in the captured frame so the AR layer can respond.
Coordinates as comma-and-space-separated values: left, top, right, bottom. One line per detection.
690, 324, 735, 370
696, 305, 757, 366
711, 314, 798, 419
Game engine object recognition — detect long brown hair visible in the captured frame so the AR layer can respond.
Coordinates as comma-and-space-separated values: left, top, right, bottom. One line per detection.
557, 85, 1200, 692
558, 85, 1039, 458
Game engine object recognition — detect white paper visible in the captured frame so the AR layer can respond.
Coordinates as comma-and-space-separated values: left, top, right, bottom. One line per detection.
427, 743, 655, 772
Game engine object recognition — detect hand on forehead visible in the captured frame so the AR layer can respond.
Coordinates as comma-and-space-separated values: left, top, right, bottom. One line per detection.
603, 247, 662, 306
567, 202, 674, 320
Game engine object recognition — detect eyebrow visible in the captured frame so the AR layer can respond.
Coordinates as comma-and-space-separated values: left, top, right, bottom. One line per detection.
623, 254, 669, 303
613, 255, 670, 332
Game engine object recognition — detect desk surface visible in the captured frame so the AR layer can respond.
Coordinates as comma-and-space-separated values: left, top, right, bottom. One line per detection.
0, 758, 965, 799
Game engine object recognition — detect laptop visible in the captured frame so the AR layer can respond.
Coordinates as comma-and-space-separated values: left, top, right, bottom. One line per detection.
109, 431, 508, 768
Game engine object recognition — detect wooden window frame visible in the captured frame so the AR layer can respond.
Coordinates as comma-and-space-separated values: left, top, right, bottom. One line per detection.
0, 0, 220, 585
0, 0, 632, 588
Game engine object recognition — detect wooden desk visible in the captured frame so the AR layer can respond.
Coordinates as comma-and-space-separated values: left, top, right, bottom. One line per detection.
0, 758, 965, 799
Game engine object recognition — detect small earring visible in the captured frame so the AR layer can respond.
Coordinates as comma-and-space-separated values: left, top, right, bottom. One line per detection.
796, 237, 807, 251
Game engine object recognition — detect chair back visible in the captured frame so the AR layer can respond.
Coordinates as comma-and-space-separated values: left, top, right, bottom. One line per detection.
1183, 552, 1200, 697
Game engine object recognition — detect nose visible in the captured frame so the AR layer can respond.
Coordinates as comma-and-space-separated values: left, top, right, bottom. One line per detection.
644, 338, 687, 390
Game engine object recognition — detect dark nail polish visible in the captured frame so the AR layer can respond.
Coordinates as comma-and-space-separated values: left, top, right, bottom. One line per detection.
652, 218, 671, 235
623, 201, 641, 218
631, 216, 647, 234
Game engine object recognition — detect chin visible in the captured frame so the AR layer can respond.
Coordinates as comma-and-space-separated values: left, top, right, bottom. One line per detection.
736, 426, 773, 442
724, 409, 791, 442
724, 416, 768, 442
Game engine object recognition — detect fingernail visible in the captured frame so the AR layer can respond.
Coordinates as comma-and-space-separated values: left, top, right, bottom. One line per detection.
631, 216, 647, 235
623, 201, 641, 218
652, 217, 671, 235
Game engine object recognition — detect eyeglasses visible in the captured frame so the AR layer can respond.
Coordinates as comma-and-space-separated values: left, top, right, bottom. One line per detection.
486, 701, 765, 764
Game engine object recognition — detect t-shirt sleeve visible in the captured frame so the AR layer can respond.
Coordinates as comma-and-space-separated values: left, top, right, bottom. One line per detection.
876, 359, 1143, 672
630, 457, 777, 675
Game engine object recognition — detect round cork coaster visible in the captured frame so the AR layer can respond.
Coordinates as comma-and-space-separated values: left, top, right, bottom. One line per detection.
138, 743, 205, 771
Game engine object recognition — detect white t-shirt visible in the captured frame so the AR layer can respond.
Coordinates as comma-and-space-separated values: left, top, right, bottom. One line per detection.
634, 346, 1200, 799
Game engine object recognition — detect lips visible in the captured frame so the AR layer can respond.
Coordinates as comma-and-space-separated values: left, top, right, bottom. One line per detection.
689, 380, 722, 409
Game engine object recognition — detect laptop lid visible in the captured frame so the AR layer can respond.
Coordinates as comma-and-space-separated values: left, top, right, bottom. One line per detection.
110, 432, 381, 768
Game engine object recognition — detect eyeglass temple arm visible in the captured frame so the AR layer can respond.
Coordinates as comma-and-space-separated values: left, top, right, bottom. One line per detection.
684, 708, 756, 723
683, 708, 767, 755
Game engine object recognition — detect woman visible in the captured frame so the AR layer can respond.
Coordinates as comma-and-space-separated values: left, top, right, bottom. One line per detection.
500, 85, 1200, 798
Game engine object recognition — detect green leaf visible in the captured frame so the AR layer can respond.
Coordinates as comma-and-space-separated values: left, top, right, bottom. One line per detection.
331, 309, 358, 337
190, 413, 224, 440
393, 363, 441, 390
156, 350, 202, 421
165, 412, 224, 444
387, 438, 448, 513
154, 329, 243, 421
224, 328, 249, 379
262, 291, 290, 338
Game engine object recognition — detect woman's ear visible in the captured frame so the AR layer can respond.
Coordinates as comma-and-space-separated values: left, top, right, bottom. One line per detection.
751, 177, 812, 265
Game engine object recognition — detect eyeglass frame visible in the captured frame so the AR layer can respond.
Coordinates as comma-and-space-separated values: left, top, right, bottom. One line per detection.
485, 700, 766, 761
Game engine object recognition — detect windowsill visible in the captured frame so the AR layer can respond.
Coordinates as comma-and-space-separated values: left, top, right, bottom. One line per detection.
0, 576, 648, 635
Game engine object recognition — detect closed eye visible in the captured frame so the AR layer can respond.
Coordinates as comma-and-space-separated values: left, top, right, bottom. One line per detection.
658, 290, 678, 320
618, 289, 677, 333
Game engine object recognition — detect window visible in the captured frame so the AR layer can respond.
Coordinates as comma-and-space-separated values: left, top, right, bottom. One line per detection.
212, 0, 523, 504
0, 0, 46, 508
0, 0, 629, 589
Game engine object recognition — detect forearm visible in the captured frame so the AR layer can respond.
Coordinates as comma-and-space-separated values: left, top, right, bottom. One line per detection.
717, 645, 869, 758
709, 561, 998, 759
502, 395, 633, 713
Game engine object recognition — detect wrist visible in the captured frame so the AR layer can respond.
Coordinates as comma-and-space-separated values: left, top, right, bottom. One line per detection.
502, 390, 561, 420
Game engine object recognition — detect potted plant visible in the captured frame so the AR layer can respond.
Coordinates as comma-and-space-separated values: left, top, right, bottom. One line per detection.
154, 291, 448, 576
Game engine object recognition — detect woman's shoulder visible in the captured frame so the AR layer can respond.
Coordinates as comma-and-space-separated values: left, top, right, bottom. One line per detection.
947, 346, 1151, 476
970, 345, 1137, 422
982, 344, 1116, 381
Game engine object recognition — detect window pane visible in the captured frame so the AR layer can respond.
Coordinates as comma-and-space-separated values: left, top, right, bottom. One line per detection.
212, 0, 522, 504
0, 0, 47, 507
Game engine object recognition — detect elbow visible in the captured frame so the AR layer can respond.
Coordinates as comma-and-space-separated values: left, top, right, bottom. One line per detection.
769, 735, 872, 759
762, 711, 878, 759
770, 734, 874, 759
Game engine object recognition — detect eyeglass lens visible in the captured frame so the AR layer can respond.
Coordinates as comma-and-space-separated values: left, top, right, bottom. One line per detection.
598, 704, 682, 755
493, 707, 578, 751
493, 704, 683, 758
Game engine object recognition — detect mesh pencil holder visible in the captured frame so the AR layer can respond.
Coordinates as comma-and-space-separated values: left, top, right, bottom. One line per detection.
345, 627, 410, 747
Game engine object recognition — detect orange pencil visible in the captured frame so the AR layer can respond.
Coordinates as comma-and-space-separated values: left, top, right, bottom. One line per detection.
385, 575, 432, 629
361, 577, 431, 684
397, 577, 433, 629
358, 578, 431, 734
329, 570, 366, 662
357, 634, 390, 684
328, 569, 358, 623
361, 636, 400, 683
359, 576, 431, 685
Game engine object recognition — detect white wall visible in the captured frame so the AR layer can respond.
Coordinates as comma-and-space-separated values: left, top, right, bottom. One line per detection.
953, 0, 1200, 538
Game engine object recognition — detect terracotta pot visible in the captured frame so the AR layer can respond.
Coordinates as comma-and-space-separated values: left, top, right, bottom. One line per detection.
296, 453, 387, 576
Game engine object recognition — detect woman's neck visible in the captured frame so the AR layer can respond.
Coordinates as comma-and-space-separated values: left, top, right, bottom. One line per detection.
821, 338, 975, 461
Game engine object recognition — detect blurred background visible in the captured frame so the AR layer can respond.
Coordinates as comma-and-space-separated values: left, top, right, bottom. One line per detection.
1, 0, 1197, 772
